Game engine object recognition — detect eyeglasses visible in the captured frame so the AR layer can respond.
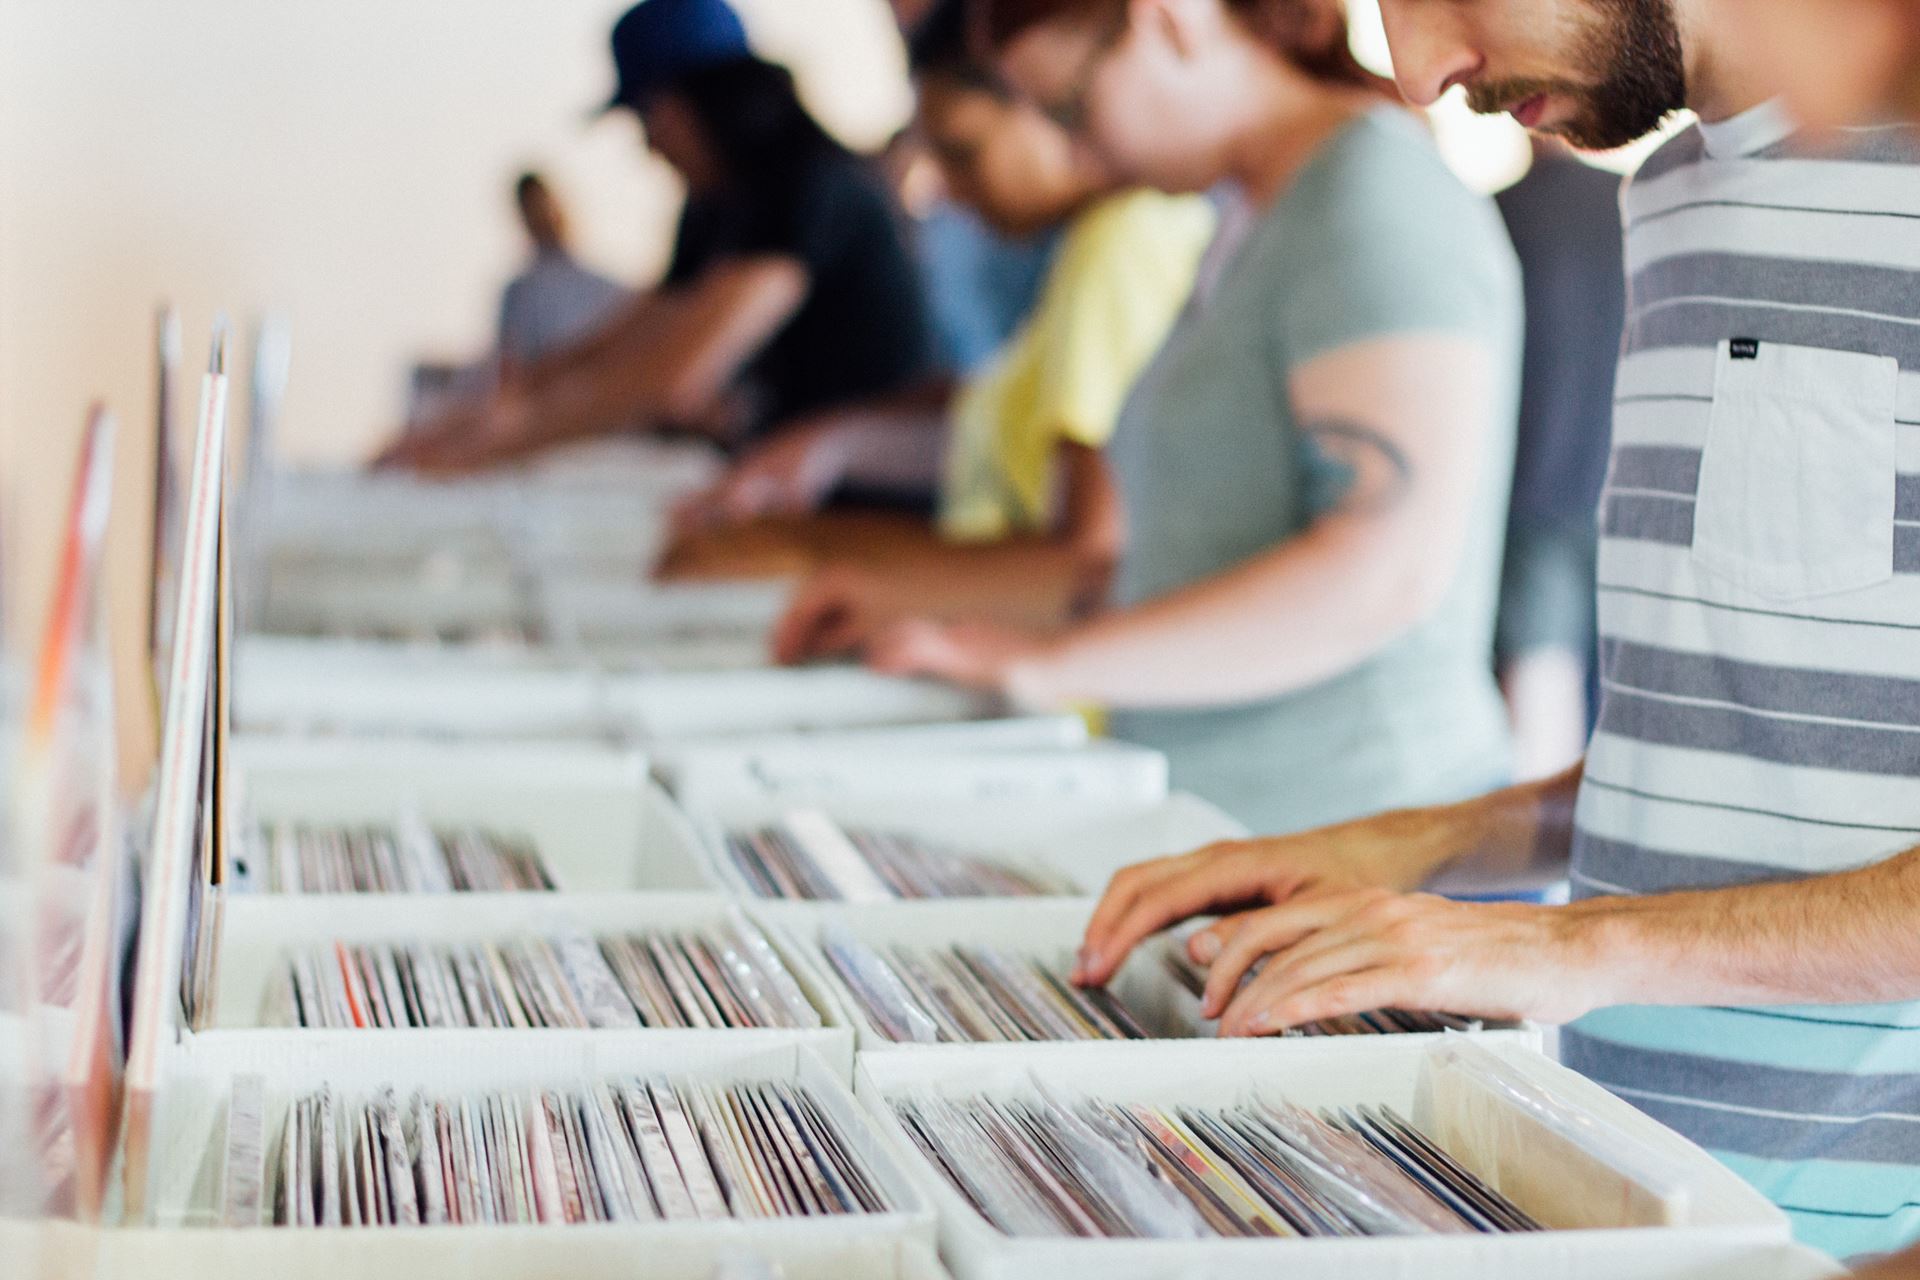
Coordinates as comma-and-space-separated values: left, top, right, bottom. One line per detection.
1039, 5, 1130, 134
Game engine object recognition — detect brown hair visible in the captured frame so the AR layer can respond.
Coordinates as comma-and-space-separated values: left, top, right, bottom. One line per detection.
978, 0, 1390, 94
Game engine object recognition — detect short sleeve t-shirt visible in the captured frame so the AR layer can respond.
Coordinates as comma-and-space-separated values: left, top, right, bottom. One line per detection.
497, 250, 630, 366
668, 151, 936, 435
1105, 108, 1523, 835
915, 200, 1061, 376
937, 189, 1215, 542
1560, 107, 1920, 1261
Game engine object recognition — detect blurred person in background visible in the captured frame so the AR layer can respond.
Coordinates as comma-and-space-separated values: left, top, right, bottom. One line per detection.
1067, 0, 1920, 1259
1493, 138, 1624, 781
789, 0, 1523, 840
496, 171, 630, 372
382, 0, 934, 473
885, 0, 1064, 379
669, 0, 1214, 630
909, 178, 1061, 379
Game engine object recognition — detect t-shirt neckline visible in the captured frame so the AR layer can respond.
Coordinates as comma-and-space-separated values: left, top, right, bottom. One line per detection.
1695, 99, 1799, 159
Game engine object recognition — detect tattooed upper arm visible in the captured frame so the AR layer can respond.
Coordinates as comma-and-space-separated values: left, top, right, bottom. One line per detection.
1298, 417, 1414, 517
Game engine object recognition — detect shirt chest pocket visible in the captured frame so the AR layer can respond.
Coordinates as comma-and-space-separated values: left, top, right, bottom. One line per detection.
1692, 340, 1898, 601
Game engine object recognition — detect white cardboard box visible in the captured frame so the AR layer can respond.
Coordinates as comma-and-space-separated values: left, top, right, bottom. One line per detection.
2, 1220, 1841, 1280
648, 716, 1092, 792
608, 669, 1001, 743
258, 559, 531, 642
138, 1033, 936, 1263
669, 741, 1167, 814
234, 737, 709, 892
237, 636, 1009, 744
535, 577, 794, 673
235, 636, 615, 739
855, 1038, 1794, 1280
76, 1227, 957, 1280
203, 891, 856, 1079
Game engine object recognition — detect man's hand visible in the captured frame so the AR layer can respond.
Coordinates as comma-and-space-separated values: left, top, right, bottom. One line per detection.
1193, 890, 1607, 1035
771, 566, 911, 664
375, 387, 532, 475
672, 419, 847, 535
1072, 806, 1473, 987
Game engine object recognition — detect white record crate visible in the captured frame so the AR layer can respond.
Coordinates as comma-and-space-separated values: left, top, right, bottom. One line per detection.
232, 737, 709, 893
608, 668, 1002, 743
535, 576, 794, 673
264, 469, 517, 559
687, 791, 1247, 902
76, 1227, 956, 1280
669, 741, 1168, 814
136, 1034, 936, 1261
257, 558, 532, 643
755, 898, 1540, 1058
649, 715, 1091, 793
235, 636, 615, 739
204, 891, 856, 1078
854, 1038, 1793, 1280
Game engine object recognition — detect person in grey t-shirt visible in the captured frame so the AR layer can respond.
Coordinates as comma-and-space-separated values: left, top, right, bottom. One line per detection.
496, 172, 629, 371
857, 0, 1523, 840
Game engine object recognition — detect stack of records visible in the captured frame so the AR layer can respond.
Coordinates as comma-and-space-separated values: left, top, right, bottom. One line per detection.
893, 1088, 1541, 1239
1163, 951, 1485, 1037
246, 819, 555, 894
224, 1075, 895, 1227
723, 811, 1072, 901
278, 918, 820, 1031
823, 935, 1153, 1044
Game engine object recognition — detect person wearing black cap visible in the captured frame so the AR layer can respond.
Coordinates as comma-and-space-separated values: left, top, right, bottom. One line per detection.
384, 0, 936, 474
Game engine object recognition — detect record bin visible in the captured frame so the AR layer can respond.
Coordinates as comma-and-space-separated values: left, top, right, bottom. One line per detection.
235, 635, 614, 739
607, 667, 1002, 744
667, 739, 1168, 814
205, 891, 858, 1078
233, 737, 709, 892
134, 1033, 937, 1264
855, 1038, 1794, 1280
647, 715, 1092, 795
683, 791, 1247, 903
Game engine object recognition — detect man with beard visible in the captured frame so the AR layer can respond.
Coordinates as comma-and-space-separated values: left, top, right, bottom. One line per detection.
1068, 0, 1920, 1257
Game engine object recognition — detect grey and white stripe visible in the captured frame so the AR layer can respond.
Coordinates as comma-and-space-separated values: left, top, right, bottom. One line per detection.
1565, 111, 1920, 1236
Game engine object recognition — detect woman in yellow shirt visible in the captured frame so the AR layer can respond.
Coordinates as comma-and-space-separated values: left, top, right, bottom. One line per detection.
671, 0, 1212, 639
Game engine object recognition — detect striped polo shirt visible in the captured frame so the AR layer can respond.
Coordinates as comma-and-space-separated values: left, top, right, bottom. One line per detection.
1559, 103, 1920, 1260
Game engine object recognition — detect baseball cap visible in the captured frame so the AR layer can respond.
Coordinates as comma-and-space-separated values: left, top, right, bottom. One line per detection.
600, 0, 752, 113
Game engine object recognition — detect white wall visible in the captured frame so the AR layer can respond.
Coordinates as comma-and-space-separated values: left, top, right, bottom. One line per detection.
0, 0, 912, 781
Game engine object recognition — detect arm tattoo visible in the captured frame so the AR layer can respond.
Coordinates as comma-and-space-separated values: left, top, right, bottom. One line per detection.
1299, 418, 1414, 517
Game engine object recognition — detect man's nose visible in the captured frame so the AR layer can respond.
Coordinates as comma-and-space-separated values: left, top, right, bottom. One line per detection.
1376, 0, 1483, 108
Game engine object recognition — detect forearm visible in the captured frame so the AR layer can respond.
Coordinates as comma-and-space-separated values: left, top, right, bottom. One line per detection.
527, 257, 805, 450
511, 365, 663, 454
1569, 844, 1920, 1008
518, 290, 663, 391
1013, 515, 1439, 711
887, 537, 1110, 629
